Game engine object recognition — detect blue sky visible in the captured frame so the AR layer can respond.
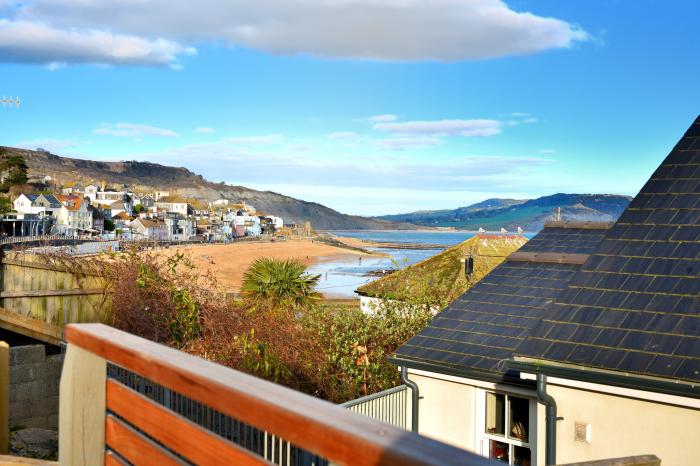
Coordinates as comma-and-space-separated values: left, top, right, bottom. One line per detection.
0, 0, 698, 215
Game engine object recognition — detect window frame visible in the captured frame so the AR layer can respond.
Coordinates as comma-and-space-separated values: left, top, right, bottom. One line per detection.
475, 389, 537, 466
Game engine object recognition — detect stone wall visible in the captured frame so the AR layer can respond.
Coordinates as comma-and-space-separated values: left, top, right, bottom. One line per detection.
8, 345, 62, 430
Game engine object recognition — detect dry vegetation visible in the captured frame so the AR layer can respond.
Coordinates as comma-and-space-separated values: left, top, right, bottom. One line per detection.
99, 247, 437, 402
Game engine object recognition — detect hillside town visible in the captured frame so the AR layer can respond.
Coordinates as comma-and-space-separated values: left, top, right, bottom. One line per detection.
1, 177, 287, 242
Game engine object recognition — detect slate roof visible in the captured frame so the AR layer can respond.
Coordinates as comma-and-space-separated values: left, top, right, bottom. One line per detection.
518, 225, 610, 255
516, 116, 700, 384
391, 224, 608, 380
39, 194, 62, 207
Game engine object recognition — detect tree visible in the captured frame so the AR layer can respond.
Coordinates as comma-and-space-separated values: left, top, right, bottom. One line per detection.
241, 258, 321, 308
0, 196, 11, 214
0, 151, 29, 192
104, 219, 115, 231
134, 204, 144, 214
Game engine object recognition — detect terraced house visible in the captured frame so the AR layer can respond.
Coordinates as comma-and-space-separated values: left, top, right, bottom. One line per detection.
57, 195, 93, 233
391, 116, 700, 466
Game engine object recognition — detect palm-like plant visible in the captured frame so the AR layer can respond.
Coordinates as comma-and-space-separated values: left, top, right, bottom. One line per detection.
241, 258, 321, 307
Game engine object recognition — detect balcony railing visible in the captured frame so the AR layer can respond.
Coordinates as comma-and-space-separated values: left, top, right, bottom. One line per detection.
59, 323, 496, 466
341, 385, 410, 430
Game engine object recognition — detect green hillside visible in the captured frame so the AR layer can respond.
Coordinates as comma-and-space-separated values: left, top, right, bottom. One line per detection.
376, 193, 631, 231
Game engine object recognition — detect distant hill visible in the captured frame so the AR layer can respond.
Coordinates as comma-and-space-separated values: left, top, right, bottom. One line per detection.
1, 146, 420, 230
376, 193, 632, 231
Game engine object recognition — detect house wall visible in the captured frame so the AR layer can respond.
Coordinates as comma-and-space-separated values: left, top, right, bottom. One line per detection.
550, 383, 700, 466
409, 369, 544, 464
409, 368, 700, 465
410, 372, 477, 451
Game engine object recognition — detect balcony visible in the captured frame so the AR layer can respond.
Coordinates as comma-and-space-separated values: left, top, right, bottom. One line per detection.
0, 322, 660, 465
58, 323, 495, 466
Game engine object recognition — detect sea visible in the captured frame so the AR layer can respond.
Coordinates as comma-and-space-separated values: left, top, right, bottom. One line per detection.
308, 230, 481, 299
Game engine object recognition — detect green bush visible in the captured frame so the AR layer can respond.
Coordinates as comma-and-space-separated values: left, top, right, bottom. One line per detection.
241, 257, 321, 308
104, 250, 438, 403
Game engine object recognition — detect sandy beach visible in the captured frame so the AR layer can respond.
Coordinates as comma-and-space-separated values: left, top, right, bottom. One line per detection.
330, 235, 375, 249
153, 238, 373, 293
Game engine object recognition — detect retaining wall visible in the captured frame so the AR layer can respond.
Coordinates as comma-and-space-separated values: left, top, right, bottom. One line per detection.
8, 345, 62, 430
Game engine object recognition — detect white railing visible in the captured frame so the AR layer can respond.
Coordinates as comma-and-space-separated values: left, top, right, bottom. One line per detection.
341, 385, 410, 430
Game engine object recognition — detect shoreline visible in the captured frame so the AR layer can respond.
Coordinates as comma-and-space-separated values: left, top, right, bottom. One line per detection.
152, 237, 379, 295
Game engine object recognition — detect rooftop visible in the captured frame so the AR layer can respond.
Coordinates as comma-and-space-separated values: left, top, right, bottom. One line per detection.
391, 223, 609, 380
516, 116, 700, 385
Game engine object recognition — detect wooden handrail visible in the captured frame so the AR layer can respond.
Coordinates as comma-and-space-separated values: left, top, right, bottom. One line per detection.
63, 323, 494, 466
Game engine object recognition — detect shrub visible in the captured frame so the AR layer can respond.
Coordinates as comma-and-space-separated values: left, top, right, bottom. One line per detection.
241, 257, 321, 308
103, 248, 213, 348
102, 250, 437, 403
302, 298, 434, 402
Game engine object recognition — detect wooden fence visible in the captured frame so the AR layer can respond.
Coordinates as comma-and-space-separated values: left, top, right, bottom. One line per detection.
0, 251, 106, 345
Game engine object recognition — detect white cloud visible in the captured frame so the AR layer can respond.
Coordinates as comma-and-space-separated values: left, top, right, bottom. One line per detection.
376, 137, 442, 150
195, 127, 215, 133
288, 143, 315, 152
375, 119, 502, 137
15, 138, 79, 152
225, 134, 284, 145
0, 19, 194, 67
93, 123, 178, 137
370, 114, 399, 122
328, 131, 359, 140
8, 0, 587, 65
126, 138, 552, 195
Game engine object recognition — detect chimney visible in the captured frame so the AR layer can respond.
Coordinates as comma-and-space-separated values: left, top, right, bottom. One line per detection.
462, 255, 474, 278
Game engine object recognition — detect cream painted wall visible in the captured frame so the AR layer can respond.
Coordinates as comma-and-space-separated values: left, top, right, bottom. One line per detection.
550, 383, 700, 466
410, 373, 477, 451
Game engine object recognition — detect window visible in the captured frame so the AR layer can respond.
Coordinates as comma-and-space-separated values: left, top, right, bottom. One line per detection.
480, 392, 533, 466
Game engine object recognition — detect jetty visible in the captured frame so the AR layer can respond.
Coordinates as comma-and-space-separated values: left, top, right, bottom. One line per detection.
369, 242, 445, 250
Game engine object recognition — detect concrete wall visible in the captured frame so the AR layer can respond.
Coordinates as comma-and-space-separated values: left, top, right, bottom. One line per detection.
8, 345, 62, 430
408, 369, 698, 466
551, 383, 700, 466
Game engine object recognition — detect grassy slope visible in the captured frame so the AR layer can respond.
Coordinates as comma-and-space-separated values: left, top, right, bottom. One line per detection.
357, 235, 527, 301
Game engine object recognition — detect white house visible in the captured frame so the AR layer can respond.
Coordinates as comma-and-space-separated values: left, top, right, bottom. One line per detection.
212, 199, 229, 206
13, 194, 63, 218
57, 195, 93, 232
13, 194, 44, 215
156, 198, 191, 217
131, 218, 168, 241
61, 182, 84, 195
386, 118, 700, 466
265, 216, 284, 229
84, 184, 99, 202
